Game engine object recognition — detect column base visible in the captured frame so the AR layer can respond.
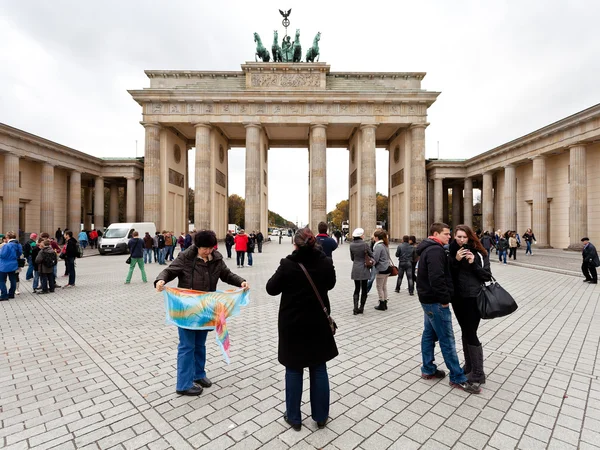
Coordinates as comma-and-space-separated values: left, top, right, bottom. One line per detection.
533, 244, 552, 249
566, 244, 584, 252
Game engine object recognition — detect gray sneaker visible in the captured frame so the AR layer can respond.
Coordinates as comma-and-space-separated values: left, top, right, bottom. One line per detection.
450, 380, 481, 394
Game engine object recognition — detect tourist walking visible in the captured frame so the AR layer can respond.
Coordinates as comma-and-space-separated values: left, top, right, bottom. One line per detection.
266, 228, 338, 432
35, 240, 57, 294
55, 228, 63, 245
63, 231, 78, 288
480, 231, 495, 254
523, 228, 536, 255
395, 235, 415, 295
125, 231, 147, 284
143, 232, 154, 263
89, 229, 98, 249
157, 231, 166, 265
153, 232, 160, 263
31, 238, 42, 292
316, 222, 338, 258
372, 229, 391, 311
256, 231, 264, 253
349, 228, 373, 315
155, 230, 248, 396
234, 229, 249, 268
497, 232, 508, 264
225, 231, 234, 259
416, 222, 481, 394
247, 231, 256, 267
508, 232, 518, 260
449, 225, 492, 384
0, 232, 23, 301
78, 230, 89, 250
581, 237, 599, 284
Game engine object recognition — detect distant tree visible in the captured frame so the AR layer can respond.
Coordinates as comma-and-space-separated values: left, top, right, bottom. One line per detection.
327, 199, 349, 229
376, 192, 388, 225
228, 194, 245, 229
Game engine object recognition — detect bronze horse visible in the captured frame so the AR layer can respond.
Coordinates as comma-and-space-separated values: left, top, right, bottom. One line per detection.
254, 32, 270, 62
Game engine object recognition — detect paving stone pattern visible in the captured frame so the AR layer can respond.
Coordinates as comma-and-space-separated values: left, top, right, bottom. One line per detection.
1, 241, 599, 449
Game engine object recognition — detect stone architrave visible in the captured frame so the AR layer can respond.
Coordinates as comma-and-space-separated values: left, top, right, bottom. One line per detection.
143, 123, 161, 227
2, 153, 20, 233
245, 124, 261, 233
532, 156, 549, 247
463, 178, 473, 228
410, 124, 428, 240
69, 171, 82, 234
94, 177, 105, 231
504, 164, 516, 232
360, 124, 377, 238
126, 177, 137, 223
568, 144, 588, 250
40, 162, 55, 234
194, 124, 212, 231
482, 171, 494, 233
452, 180, 462, 228
309, 124, 327, 232
433, 178, 444, 223
109, 183, 119, 224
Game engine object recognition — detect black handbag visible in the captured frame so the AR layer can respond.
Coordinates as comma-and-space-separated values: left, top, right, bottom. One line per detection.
17, 258, 26, 268
125, 256, 132, 264
477, 276, 518, 319
298, 262, 337, 335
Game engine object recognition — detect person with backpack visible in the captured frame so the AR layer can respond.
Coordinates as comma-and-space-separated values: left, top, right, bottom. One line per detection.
497, 232, 509, 264
125, 231, 147, 284
63, 231, 78, 288
35, 240, 57, 293
23, 233, 38, 280
157, 231, 166, 265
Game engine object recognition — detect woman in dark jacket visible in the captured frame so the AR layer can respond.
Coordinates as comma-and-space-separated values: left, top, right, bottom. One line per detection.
155, 230, 248, 396
449, 224, 492, 384
349, 228, 373, 315
266, 228, 338, 432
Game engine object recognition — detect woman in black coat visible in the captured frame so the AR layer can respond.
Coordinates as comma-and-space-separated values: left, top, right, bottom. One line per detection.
449, 225, 492, 385
266, 227, 338, 432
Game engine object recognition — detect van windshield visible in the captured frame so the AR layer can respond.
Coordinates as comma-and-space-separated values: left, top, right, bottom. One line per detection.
103, 228, 129, 239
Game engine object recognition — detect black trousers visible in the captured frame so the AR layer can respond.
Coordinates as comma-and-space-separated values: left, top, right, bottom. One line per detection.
508, 248, 517, 260
353, 279, 368, 297
452, 296, 481, 346
582, 262, 598, 282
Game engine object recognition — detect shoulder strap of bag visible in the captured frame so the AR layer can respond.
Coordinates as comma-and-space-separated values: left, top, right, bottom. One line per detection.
298, 262, 330, 319
384, 245, 396, 267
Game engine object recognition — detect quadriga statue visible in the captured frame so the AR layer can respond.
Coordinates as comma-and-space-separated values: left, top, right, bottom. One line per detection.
254, 32, 270, 62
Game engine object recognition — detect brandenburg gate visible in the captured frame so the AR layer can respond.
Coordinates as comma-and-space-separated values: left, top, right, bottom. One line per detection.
129, 62, 439, 240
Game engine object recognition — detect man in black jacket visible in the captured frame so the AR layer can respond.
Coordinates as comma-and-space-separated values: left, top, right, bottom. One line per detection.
416, 222, 481, 394
581, 237, 599, 284
63, 231, 78, 288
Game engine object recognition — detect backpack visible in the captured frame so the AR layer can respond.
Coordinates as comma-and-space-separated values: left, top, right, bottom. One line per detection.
76, 243, 83, 258
22, 241, 32, 258
42, 251, 57, 268
157, 235, 165, 248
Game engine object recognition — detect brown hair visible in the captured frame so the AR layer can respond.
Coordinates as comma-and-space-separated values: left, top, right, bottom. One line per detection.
294, 227, 316, 249
318, 222, 328, 234
454, 224, 487, 256
43, 239, 51, 247
374, 229, 389, 246
6, 231, 16, 239
430, 222, 450, 236
402, 235, 409, 243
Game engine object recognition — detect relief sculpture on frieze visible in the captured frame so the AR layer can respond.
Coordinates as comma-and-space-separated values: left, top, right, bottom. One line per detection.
250, 73, 320, 88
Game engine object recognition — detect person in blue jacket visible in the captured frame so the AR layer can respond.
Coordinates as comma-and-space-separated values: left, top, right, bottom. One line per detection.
0, 231, 23, 301
315, 222, 338, 258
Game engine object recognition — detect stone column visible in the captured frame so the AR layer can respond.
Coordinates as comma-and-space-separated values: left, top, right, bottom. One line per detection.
109, 183, 119, 224
504, 164, 516, 232
463, 177, 473, 228
427, 179, 435, 227
126, 177, 137, 223
531, 156, 549, 247
568, 144, 588, 250
143, 123, 161, 227
40, 162, 55, 234
194, 124, 212, 230
360, 124, 377, 238
433, 178, 444, 223
94, 176, 105, 230
309, 124, 327, 232
410, 124, 428, 240
136, 179, 144, 222
482, 171, 494, 233
2, 153, 20, 233
83, 187, 93, 230
452, 180, 463, 228
69, 171, 81, 234
442, 184, 449, 223
245, 124, 261, 233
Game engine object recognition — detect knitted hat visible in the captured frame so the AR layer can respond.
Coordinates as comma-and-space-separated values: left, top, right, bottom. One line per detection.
30, 233, 38, 240
352, 228, 364, 238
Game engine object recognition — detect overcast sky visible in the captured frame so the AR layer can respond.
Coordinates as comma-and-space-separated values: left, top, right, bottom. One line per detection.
2, 0, 599, 226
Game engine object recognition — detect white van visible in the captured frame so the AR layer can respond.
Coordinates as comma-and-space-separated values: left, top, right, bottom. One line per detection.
98, 222, 157, 255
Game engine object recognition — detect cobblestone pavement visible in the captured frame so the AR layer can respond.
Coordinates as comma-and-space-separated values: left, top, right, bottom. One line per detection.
1, 241, 599, 449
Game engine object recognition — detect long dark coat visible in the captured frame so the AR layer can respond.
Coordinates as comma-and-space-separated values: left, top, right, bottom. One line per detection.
266, 247, 338, 369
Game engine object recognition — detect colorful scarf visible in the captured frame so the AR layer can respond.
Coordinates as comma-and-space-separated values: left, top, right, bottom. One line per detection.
163, 287, 250, 363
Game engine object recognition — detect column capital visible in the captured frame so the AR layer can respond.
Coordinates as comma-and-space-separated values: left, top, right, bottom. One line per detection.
41, 161, 55, 168
503, 163, 515, 169
193, 122, 212, 130
140, 121, 161, 129
359, 123, 378, 131
529, 154, 547, 161
309, 123, 328, 130
125, 175, 139, 181
409, 122, 429, 130
569, 142, 587, 150
243, 123, 262, 130
95, 175, 104, 180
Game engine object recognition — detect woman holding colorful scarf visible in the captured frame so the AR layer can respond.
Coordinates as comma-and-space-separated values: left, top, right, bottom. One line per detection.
155, 230, 248, 396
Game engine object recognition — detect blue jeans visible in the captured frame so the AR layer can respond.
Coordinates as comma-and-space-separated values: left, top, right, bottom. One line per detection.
153, 247, 159, 262
79, 240, 88, 249
66, 257, 76, 286
285, 363, 330, 425
247, 252, 253, 266
421, 303, 467, 384
33, 270, 40, 290
170, 246, 176, 260
525, 241, 532, 255
498, 250, 507, 263
164, 246, 173, 261
26, 256, 34, 280
0, 272, 18, 299
143, 248, 153, 263
176, 328, 208, 391
366, 267, 377, 293
158, 248, 166, 264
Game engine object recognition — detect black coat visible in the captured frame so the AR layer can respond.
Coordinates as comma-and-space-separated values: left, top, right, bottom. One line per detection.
155, 246, 244, 291
416, 239, 454, 304
583, 243, 600, 267
266, 247, 338, 369
448, 241, 493, 298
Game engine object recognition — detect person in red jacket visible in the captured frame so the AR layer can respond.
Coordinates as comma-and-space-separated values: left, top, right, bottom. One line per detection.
234, 229, 249, 268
